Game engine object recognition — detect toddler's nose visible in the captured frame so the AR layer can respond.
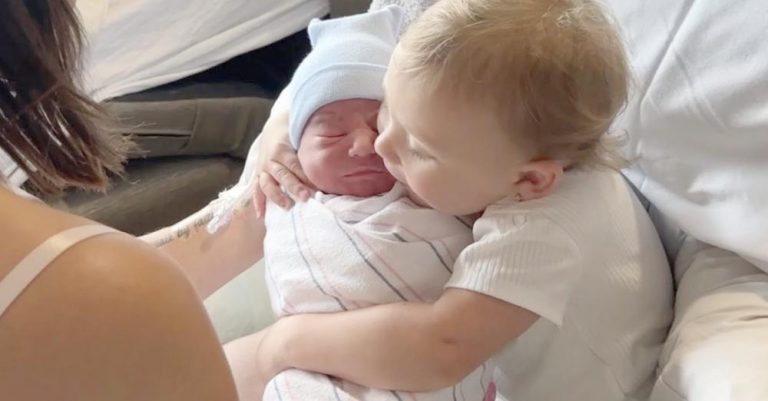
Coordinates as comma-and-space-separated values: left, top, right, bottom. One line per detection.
373, 125, 399, 165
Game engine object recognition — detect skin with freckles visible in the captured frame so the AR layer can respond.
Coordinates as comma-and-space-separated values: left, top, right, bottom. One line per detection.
297, 99, 396, 198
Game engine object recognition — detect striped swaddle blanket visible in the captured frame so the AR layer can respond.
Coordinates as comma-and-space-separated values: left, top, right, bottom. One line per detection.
262, 183, 496, 401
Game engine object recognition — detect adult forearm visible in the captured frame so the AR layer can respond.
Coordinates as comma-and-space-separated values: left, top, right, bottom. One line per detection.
154, 204, 265, 299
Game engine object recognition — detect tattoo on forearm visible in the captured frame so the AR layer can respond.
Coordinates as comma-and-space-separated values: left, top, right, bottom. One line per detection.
154, 196, 254, 246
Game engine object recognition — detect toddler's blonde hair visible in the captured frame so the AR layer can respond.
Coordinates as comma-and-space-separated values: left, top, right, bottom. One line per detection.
397, 0, 630, 169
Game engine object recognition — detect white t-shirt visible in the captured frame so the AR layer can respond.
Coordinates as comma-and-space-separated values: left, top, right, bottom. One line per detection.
447, 169, 674, 401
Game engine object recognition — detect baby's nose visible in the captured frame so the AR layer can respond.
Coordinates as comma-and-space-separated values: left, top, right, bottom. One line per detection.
348, 128, 377, 157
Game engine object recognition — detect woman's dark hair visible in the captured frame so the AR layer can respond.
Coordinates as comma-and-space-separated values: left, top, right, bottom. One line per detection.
0, 0, 126, 194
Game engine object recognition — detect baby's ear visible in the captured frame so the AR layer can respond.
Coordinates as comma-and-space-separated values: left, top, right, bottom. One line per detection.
513, 160, 563, 201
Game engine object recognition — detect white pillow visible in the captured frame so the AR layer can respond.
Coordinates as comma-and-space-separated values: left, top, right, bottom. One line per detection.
605, 0, 768, 270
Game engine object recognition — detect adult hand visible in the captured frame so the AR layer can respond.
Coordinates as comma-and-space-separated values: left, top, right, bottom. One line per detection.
252, 106, 314, 218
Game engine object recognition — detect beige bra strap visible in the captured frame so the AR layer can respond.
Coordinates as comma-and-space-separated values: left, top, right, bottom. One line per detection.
0, 225, 116, 317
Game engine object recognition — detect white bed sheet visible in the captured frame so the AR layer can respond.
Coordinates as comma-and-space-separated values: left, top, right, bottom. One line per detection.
604, 0, 768, 271
77, 0, 330, 101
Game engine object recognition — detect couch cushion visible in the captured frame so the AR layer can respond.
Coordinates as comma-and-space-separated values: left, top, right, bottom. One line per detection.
54, 157, 243, 235
109, 82, 273, 159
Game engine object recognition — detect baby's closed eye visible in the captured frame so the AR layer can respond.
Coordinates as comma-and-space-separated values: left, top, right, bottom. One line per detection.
317, 130, 347, 138
307, 121, 347, 139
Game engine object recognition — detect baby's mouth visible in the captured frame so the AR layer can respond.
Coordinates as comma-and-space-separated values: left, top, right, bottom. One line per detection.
344, 169, 389, 178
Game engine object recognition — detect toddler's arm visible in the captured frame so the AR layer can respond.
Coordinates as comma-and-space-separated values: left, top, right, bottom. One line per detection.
264, 288, 538, 391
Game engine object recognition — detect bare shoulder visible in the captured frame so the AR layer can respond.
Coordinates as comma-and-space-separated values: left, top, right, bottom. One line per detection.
0, 231, 237, 401
60, 230, 201, 299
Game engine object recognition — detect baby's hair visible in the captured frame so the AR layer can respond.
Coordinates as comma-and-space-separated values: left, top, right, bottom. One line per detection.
397, 0, 630, 169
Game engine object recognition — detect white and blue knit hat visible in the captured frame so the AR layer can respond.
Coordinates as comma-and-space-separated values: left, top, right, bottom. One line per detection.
288, 5, 405, 149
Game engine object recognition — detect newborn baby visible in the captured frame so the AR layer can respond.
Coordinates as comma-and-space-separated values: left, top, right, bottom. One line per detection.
296, 98, 394, 198
251, 6, 495, 401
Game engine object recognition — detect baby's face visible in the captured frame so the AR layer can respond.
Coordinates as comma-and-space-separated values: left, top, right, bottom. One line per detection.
374, 46, 532, 215
298, 99, 396, 197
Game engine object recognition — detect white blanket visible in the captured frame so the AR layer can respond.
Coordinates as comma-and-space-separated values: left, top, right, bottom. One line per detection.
604, 0, 768, 271
262, 184, 495, 401
76, 0, 329, 101
263, 183, 472, 314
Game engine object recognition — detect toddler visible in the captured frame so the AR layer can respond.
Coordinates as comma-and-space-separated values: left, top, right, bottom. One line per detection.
246, 1, 674, 401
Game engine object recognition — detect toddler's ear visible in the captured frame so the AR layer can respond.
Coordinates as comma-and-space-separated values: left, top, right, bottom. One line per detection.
513, 160, 563, 201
